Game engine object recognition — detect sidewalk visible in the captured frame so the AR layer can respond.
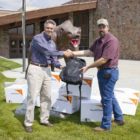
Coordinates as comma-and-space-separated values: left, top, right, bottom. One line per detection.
2, 57, 140, 91
1, 58, 28, 79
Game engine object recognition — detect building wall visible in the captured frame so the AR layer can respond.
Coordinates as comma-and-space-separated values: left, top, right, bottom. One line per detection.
0, 27, 9, 58
92, 0, 140, 60
0, 1, 140, 60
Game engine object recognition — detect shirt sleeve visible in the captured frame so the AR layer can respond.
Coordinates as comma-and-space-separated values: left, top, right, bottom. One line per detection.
50, 56, 61, 68
89, 40, 98, 53
102, 39, 119, 60
32, 36, 64, 57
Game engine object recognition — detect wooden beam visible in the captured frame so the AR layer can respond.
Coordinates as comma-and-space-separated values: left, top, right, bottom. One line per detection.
0, 1, 96, 26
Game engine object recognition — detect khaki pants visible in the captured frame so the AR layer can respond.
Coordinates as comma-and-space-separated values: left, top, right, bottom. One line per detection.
24, 64, 51, 126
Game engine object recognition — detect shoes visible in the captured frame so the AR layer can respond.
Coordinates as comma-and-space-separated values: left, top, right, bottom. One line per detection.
24, 125, 33, 133
112, 120, 125, 126
93, 127, 110, 132
40, 121, 53, 127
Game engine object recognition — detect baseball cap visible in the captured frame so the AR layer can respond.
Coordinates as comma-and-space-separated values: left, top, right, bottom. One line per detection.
97, 18, 109, 26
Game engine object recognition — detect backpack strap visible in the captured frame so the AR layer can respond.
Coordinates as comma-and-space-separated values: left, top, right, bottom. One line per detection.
66, 83, 70, 100
25, 45, 32, 79
79, 82, 82, 121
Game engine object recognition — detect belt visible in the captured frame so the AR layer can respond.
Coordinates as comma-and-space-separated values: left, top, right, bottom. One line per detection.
98, 66, 118, 70
30, 62, 50, 67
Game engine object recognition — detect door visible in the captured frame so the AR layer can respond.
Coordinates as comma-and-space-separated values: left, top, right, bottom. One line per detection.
9, 24, 34, 58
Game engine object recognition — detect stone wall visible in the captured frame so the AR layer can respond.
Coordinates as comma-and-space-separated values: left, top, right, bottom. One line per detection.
0, 27, 9, 58
92, 0, 140, 60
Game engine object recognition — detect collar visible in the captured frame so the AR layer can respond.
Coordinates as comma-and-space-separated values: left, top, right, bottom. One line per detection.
99, 32, 111, 43
43, 32, 51, 41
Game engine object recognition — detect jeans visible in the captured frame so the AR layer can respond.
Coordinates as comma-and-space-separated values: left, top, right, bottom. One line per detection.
97, 68, 123, 129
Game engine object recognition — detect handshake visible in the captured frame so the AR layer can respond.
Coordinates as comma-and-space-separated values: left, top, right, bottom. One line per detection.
63, 49, 74, 58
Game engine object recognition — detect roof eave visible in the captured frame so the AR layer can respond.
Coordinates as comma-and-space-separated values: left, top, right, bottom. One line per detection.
0, 1, 96, 26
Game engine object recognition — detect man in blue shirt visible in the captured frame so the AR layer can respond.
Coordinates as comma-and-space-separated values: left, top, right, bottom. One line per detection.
24, 19, 72, 133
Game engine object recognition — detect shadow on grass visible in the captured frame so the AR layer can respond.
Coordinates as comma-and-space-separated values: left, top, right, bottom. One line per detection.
13, 107, 98, 129
55, 111, 99, 128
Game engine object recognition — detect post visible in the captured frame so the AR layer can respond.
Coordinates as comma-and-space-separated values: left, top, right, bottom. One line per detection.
22, 0, 26, 72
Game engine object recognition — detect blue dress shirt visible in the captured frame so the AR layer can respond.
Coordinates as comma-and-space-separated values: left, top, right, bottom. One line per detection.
31, 32, 64, 68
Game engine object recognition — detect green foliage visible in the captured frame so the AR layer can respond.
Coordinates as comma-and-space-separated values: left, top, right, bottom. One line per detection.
0, 58, 140, 140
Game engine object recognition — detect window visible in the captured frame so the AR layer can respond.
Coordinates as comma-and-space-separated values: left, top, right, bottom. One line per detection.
9, 24, 34, 58
8, 28, 17, 34
26, 24, 34, 35
18, 27, 22, 35
74, 11, 89, 50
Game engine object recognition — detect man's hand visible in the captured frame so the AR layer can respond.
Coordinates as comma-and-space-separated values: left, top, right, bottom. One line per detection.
80, 66, 89, 73
59, 65, 65, 69
63, 49, 74, 58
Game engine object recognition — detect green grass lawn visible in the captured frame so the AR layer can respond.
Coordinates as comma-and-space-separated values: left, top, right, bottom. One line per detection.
0, 57, 140, 140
